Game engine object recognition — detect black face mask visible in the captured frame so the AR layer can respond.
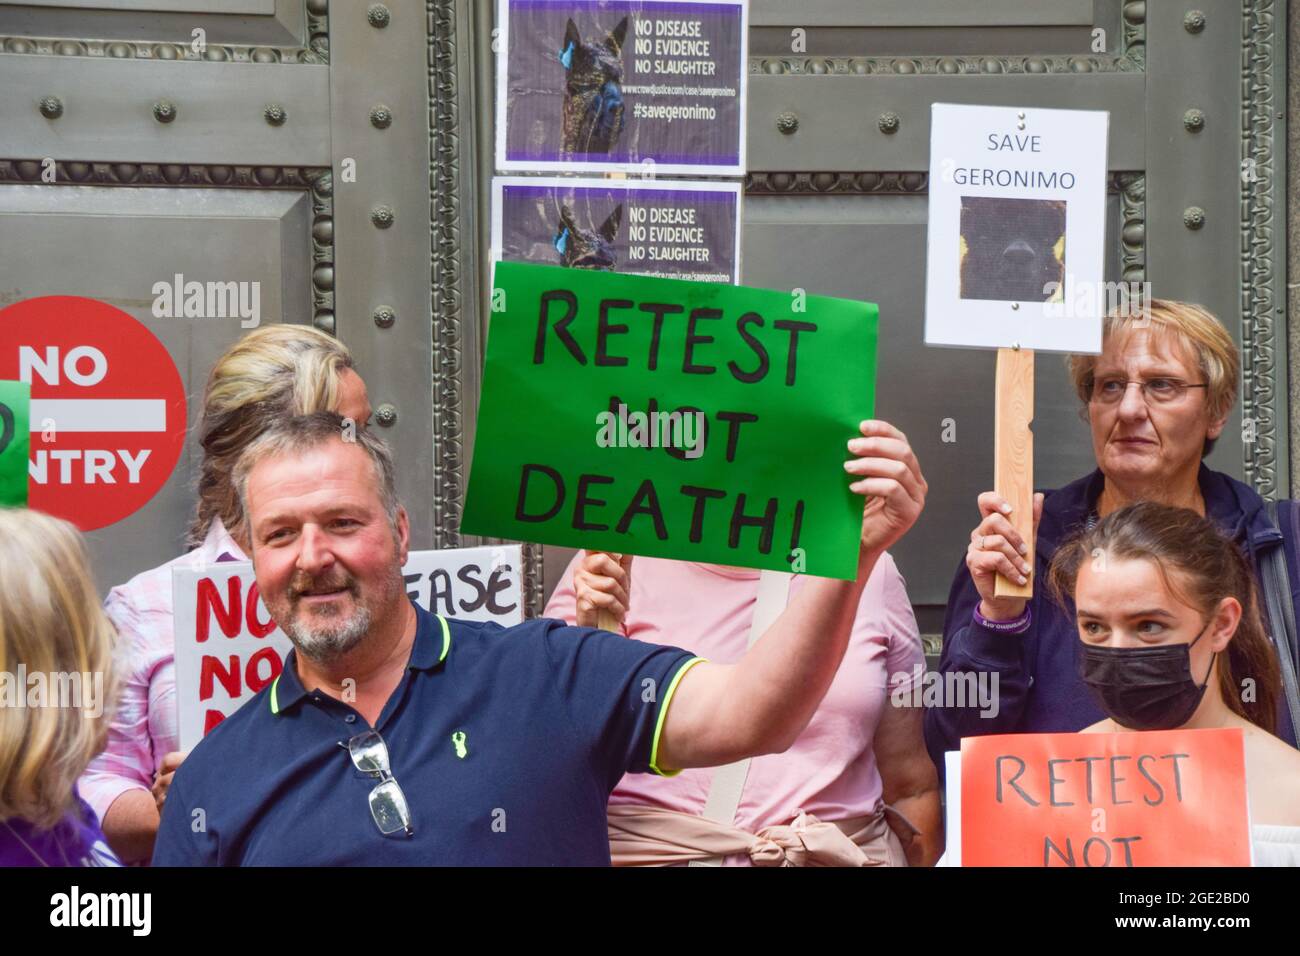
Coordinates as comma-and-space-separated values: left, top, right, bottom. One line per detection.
1078, 620, 1216, 731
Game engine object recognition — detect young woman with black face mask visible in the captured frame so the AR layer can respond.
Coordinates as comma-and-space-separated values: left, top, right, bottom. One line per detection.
1049, 501, 1300, 865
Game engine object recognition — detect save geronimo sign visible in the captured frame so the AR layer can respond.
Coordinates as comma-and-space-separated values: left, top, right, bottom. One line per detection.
0, 296, 187, 531
461, 262, 878, 580
924, 103, 1109, 353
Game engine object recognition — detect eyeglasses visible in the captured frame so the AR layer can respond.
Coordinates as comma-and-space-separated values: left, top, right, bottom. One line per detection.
1089, 377, 1210, 406
342, 730, 413, 837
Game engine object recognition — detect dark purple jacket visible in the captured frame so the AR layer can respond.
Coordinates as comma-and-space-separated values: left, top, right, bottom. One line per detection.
924, 464, 1300, 779
0, 792, 120, 867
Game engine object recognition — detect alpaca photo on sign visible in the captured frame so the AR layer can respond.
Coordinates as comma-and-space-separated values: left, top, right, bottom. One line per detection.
559, 16, 628, 156
958, 196, 1066, 302
554, 203, 622, 270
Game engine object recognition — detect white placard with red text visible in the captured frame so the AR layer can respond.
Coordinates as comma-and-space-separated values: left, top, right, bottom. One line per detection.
174, 545, 524, 750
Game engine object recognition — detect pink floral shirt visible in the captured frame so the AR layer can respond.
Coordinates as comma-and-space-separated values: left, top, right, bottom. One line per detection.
78, 521, 246, 824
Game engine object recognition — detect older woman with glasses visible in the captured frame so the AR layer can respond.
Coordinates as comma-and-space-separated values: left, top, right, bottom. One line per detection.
925, 298, 1300, 773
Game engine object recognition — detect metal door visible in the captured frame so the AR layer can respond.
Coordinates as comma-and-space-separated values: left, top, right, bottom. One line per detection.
736, 0, 1288, 634
457, 1, 1289, 623
0, 0, 437, 592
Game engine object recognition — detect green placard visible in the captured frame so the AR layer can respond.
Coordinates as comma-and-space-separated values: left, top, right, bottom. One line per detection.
461, 263, 879, 580
0, 380, 30, 508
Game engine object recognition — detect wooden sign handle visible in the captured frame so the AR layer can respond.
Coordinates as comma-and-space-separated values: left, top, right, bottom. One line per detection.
593, 551, 627, 633
993, 347, 1035, 599
595, 167, 628, 631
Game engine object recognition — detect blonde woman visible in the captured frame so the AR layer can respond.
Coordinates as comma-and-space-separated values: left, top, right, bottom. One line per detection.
80, 325, 371, 862
0, 509, 121, 866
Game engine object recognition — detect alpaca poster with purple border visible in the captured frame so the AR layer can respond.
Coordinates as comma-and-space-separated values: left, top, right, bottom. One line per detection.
492, 177, 741, 284
495, 0, 748, 175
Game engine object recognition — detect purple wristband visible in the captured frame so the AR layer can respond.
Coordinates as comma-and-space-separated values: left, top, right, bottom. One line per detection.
972, 603, 1032, 634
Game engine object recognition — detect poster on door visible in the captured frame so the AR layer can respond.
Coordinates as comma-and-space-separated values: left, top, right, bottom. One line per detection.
492, 176, 741, 284
496, 0, 748, 175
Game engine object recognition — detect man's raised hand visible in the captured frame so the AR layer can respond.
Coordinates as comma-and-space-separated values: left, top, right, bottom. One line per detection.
844, 420, 927, 558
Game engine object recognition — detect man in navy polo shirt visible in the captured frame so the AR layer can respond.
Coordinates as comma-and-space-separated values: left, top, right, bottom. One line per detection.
152, 412, 926, 865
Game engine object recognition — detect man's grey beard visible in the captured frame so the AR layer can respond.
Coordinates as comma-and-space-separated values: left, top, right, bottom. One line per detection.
283, 605, 373, 664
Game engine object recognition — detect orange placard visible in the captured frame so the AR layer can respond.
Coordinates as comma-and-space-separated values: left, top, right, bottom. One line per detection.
960, 728, 1251, 867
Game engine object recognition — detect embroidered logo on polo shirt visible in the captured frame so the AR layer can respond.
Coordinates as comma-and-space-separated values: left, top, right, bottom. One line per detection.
451, 730, 468, 759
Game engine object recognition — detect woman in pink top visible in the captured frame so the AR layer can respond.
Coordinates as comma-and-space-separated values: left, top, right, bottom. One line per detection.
545, 551, 942, 866
79, 325, 371, 863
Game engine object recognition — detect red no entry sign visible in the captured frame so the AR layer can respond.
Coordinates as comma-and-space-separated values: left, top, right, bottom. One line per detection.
0, 296, 188, 531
